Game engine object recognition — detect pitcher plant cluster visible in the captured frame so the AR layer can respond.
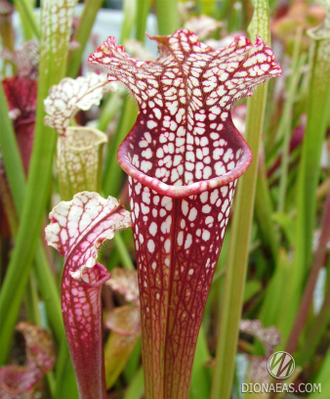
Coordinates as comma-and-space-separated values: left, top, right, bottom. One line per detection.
1, 1, 329, 399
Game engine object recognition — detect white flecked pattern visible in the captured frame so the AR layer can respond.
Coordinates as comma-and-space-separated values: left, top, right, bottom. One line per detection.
45, 192, 131, 397
55, 127, 107, 199
44, 73, 117, 135
88, 29, 281, 398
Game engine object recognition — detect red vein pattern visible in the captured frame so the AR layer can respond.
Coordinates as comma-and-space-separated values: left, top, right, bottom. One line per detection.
89, 29, 281, 398
45, 192, 131, 399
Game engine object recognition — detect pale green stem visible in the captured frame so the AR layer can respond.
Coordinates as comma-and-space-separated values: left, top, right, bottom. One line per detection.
0, 82, 75, 396
281, 15, 330, 345
102, 96, 137, 196
97, 91, 123, 133
190, 324, 211, 399
255, 158, 278, 263
0, 0, 77, 372
277, 28, 304, 213
123, 367, 144, 399
25, 275, 42, 326
66, 0, 103, 78
113, 234, 135, 270
14, 0, 40, 40
135, 0, 151, 42
155, 0, 179, 35
211, 1, 271, 398
119, 0, 137, 44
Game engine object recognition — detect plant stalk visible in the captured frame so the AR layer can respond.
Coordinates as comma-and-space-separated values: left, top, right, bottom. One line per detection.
211, 1, 271, 397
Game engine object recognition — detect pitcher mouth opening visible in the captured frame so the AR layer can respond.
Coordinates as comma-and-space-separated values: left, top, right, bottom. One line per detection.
117, 122, 252, 199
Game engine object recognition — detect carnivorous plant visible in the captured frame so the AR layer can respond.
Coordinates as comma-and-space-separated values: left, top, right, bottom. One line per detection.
46, 29, 281, 398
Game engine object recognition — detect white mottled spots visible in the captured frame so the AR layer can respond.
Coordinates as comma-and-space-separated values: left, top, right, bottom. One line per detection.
234, 71, 248, 78
188, 207, 197, 221
228, 161, 235, 170
200, 192, 208, 203
195, 127, 205, 135
141, 203, 150, 215
177, 231, 184, 246
222, 199, 229, 213
171, 169, 179, 182
188, 269, 194, 275
205, 216, 214, 224
184, 234, 192, 250
142, 148, 153, 159
142, 190, 151, 204
156, 148, 164, 158
219, 71, 229, 81
134, 203, 140, 218
202, 230, 211, 241
68, 220, 78, 237
56, 215, 66, 227
164, 239, 171, 253
149, 222, 157, 236
200, 136, 208, 146
161, 196, 173, 211
147, 120, 157, 129
161, 215, 172, 234
140, 160, 152, 172
176, 108, 185, 123
203, 166, 212, 179
147, 239, 155, 253
213, 148, 224, 160
50, 223, 60, 236
236, 149, 242, 159
220, 96, 230, 107
168, 101, 178, 115
221, 186, 228, 197
78, 214, 91, 232
147, 88, 157, 97
210, 190, 219, 204
153, 108, 162, 119
215, 161, 226, 175
195, 113, 206, 122
181, 200, 189, 216
170, 121, 177, 131
202, 204, 211, 213
221, 112, 228, 121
